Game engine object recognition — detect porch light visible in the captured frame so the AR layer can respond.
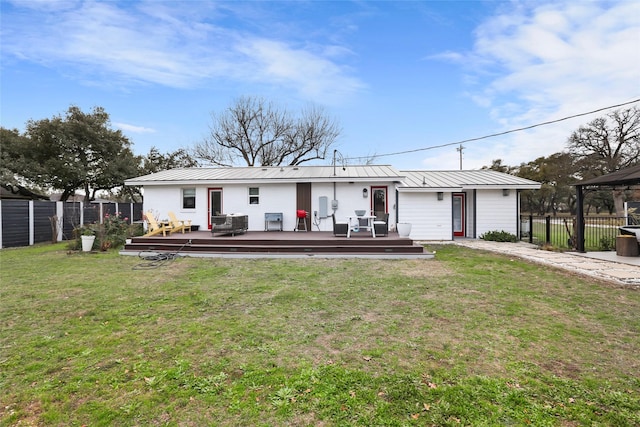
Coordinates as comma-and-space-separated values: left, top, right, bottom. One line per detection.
437, 192, 444, 201
362, 188, 368, 198
503, 189, 510, 197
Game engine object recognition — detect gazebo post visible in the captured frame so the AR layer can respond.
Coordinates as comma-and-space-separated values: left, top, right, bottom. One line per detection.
575, 185, 585, 253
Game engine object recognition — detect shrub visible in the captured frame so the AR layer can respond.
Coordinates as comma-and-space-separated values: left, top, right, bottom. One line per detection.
480, 230, 518, 242
95, 212, 130, 251
598, 236, 615, 251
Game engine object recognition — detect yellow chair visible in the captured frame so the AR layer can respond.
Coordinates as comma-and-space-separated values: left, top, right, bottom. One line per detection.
143, 211, 172, 237
168, 211, 192, 234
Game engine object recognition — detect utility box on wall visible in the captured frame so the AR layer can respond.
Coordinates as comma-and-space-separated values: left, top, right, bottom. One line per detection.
319, 196, 328, 218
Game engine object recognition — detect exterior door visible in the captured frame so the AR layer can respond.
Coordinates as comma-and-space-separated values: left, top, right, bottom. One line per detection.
371, 186, 387, 219
453, 193, 465, 237
208, 188, 222, 229
296, 183, 312, 231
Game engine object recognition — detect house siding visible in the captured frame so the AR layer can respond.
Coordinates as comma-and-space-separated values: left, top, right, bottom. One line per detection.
142, 181, 397, 232
309, 182, 396, 232
398, 192, 452, 240
476, 190, 518, 236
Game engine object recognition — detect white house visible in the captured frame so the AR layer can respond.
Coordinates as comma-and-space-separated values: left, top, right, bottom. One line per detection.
124, 165, 540, 240
397, 170, 541, 240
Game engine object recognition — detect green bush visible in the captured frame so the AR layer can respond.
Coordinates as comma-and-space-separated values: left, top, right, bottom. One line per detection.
480, 230, 518, 242
68, 213, 135, 251
598, 236, 615, 251
95, 212, 130, 250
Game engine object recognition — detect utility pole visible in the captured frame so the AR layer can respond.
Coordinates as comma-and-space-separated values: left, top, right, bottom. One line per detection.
456, 144, 464, 170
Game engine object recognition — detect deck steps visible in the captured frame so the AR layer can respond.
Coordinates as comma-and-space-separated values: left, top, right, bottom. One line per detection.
122, 233, 428, 256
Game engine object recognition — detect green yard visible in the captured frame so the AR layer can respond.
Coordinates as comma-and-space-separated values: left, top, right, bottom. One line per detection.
1, 244, 638, 426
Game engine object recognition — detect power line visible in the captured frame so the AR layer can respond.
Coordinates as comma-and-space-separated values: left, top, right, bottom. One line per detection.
345, 98, 640, 162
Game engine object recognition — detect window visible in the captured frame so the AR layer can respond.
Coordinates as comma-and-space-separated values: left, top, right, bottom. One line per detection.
249, 187, 259, 205
182, 188, 196, 209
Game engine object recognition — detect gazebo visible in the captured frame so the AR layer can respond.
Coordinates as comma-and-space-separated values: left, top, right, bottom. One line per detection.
574, 164, 640, 252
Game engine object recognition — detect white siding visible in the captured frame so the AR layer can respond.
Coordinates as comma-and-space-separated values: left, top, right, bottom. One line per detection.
398, 192, 452, 240
311, 182, 396, 232
220, 183, 297, 231
143, 185, 205, 225
143, 181, 396, 232
475, 190, 518, 236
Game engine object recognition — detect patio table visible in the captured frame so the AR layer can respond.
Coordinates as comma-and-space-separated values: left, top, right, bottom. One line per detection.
346, 215, 376, 238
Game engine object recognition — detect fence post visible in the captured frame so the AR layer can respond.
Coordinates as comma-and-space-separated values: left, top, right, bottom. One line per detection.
56, 202, 64, 242
528, 215, 533, 244
29, 201, 35, 246
545, 216, 551, 244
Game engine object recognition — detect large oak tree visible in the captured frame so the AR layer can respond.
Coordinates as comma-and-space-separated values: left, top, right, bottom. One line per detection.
3, 106, 138, 202
567, 106, 640, 213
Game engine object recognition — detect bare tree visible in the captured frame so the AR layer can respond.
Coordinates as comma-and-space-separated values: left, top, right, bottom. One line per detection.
567, 106, 640, 214
192, 96, 341, 166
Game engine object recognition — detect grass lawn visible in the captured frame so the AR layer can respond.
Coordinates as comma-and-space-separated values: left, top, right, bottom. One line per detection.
1, 243, 639, 426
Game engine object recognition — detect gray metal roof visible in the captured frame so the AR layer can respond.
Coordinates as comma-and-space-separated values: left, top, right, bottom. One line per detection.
573, 164, 640, 187
125, 165, 405, 186
398, 170, 541, 191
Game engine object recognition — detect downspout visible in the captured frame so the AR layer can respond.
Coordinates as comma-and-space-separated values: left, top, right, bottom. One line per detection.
395, 190, 399, 223
333, 182, 336, 213
516, 189, 521, 238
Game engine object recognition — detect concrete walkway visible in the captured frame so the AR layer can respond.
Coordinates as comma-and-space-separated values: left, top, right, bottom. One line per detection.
444, 240, 640, 287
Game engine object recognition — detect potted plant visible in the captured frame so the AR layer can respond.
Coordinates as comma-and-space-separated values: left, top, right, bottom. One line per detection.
81, 228, 96, 252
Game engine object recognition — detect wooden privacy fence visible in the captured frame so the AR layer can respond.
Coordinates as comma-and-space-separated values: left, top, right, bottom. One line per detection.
0, 200, 143, 248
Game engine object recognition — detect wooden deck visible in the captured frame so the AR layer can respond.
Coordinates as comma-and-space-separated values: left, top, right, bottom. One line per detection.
121, 230, 433, 258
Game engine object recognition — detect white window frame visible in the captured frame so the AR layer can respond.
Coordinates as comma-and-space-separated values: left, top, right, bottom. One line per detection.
182, 188, 196, 209
248, 187, 260, 205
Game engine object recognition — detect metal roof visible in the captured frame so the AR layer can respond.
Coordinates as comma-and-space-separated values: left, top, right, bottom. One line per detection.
573, 164, 640, 187
125, 165, 405, 186
398, 170, 541, 191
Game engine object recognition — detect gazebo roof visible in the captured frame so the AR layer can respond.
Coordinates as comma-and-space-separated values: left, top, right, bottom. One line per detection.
575, 164, 640, 187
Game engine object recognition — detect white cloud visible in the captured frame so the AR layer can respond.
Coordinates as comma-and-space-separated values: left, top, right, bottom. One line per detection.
1, 2, 365, 102
235, 38, 366, 103
114, 122, 156, 134
439, 1, 640, 168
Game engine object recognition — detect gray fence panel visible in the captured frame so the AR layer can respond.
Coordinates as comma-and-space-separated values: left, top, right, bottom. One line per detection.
102, 203, 116, 219
33, 201, 56, 244
1, 200, 29, 248
118, 203, 132, 222
62, 203, 81, 240
133, 203, 143, 222
83, 204, 100, 225
1, 201, 143, 248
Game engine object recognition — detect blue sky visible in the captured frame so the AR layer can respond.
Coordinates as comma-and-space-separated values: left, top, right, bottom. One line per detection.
1, 0, 638, 170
